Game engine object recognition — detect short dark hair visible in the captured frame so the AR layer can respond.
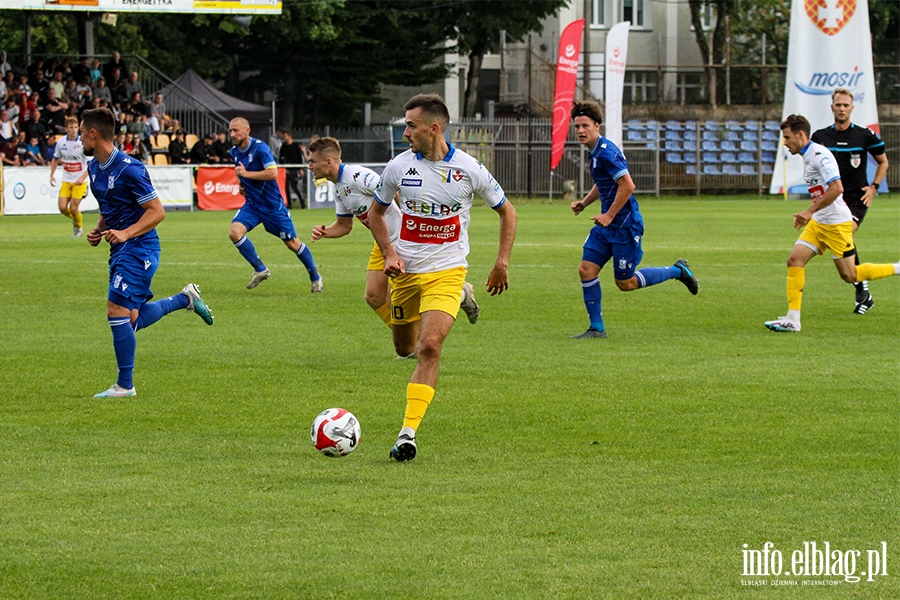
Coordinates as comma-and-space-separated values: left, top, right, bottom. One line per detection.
405, 93, 450, 129
780, 114, 810, 136
276, 126, 292, 135
308, 136, 341, 158
571, 101, 603, 125
81, 108, 116, 140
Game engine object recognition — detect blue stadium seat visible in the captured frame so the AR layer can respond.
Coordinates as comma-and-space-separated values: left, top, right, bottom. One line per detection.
701, 141, 718, 152
722, 164, 739, 175
721, 140, 738, 152
665, 140, 682, 151
761, 152, 776, 163
725, 120, 742, 130
742, 130, 757, 141
740, 140, 758, 152
685, 120, 698, 129
761, 164, 773, 175
683, 141, 697, 152
726, 131, 740, 142
702, 152, 719, 163
645, 129, 657, 141
645, 142, 657, 150
762, 130, 779, 141
683, 130, 697, 141
646, 120, 658, 130
702, 131, 719, 141
627, 130, 643, 141
627, 119, 643, 130
665, 130, 681, 141
737, 152, 755, 163
761, 140, 777, 152
721, 152, 737, 163
743, 120, 759, 130
704, 120, 720, 130
665, 120, 683, 130
740, 165, 756, 175
686, 164, 697, 175
703, 164, 722, 175
665, 152, 683, 163
764, 120, 780, 130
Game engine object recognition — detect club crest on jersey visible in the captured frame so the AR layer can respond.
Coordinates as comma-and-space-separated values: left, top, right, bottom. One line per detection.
108, 175, 115, 189
344, 186, 352, 196
452, 169, 464, 182
850, 153, 861, 168
113, 274, 122, 289
805, 0, 855, 36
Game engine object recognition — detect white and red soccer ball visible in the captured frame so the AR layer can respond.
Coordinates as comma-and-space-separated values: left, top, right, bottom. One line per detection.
310, 408, 361, 457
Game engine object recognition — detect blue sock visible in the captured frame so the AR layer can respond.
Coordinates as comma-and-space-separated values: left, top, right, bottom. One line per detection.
635, 266, 680, 288
235, 236, 266, 272
295, 242, 320, 282
109, 316, 136, 390
134, 293, 190, 332
581, 278, 605, 332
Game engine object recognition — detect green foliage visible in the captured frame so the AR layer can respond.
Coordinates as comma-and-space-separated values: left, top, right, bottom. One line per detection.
0, 199, 898, 597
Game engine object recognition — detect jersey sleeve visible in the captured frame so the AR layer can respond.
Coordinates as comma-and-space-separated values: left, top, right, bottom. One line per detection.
599, 147, 630, 182
53, 142, 62, 160
865, 128, 886, 156
333, 194, 352, 218
124, 163, 159, 205
470, 161, 507, 209
356, 167, 379, 196
818, 151, 842, 184
258, 142, 277, 169
374, 159, 400, 207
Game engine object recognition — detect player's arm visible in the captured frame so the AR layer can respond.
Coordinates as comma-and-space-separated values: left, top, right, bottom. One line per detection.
368, 199, 403, 277
49, 157, 58, 184
572, 184, 599, 215
794, 177, 843, 229
311, 216, 353, 241
862, 153, 888, 207
486, 200, 517, 296
103, 198, 165, 244
235, 163, 278, 181
87, 214, 107, 246
593, 174, 635, 227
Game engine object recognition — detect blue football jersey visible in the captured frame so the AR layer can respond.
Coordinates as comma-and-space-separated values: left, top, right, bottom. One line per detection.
87, 148, 159, 251
230, 137, 284, 211
588, 136, 642, 230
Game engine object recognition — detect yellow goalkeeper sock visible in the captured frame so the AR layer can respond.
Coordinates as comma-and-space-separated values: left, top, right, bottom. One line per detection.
61, 207, 72, 219
787, 266, 804, 312
402, 383, 435, 432
856, 263, 894, 282
73, 211, 83, 229
374, 302, 392, 327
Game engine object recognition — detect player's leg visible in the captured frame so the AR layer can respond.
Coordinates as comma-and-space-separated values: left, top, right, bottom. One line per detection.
229, 208, 269, 288
389, 271, 421, 358
96, 299, 138, 397
850, 214, 873, 314
573, 227, 610, 338
284, 236, 322, 292
765, 239, 817, 332
69, 185, 86, 236
267, 206, 321, 291
366, 241, 392, 326
133, 284, 213, 330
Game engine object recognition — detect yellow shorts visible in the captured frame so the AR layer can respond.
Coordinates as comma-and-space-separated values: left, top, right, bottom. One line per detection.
367, 241, 385, 272
390, 266, 467, 325
60, 181, 88, 200
797, 219, 856, 259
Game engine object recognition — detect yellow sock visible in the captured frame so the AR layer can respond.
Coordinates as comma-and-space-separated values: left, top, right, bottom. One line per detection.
374, 302, 392, 327
61, 207, 72, 219
402, 383, 435, 432
787, 266, 804, 312
73, 211, 83, 229
856, 263, 894, 282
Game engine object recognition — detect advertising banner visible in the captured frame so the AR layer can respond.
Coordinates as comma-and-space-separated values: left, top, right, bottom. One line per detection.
604, 21, 631, 150
770, 0, 880, 195
550, 19, 585, 172
3, 166, 98, 215
2, 0, 281, 14
197, 166, 287, 211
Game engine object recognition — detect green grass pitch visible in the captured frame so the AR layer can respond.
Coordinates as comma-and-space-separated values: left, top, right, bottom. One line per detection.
0, 197, 897, 599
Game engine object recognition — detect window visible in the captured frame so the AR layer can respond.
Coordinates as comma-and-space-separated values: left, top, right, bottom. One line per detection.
624, 71, 658, 104
622, 0, 644, 27
590, 0, 606, 28
677, 72, 707, 104
700, 1, 716, 30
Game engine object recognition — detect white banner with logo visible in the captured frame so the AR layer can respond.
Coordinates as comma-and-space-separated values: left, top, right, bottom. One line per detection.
2, 0, 281, 14
770, 0, 878, 195
2, 165, 192, 215
604, 21, 631, 150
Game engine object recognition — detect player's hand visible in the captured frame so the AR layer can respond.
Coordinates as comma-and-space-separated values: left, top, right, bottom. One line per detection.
234, 163, 247, 178
311, 224, 327, 241
49, 174, 56, 186
571, 200, 585, 215
486, 263, 509, 296
793, 210, 811, 230
103, 229, 130, 244
87, 228, 103, 246
861, 185, 876, 207
383, 251, 405, 278
592, 213, 613, 227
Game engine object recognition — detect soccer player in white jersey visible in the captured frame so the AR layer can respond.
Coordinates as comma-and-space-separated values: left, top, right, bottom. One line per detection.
368, 93, 517, 461
50, 116, 90, 237
765, 114, 899, 333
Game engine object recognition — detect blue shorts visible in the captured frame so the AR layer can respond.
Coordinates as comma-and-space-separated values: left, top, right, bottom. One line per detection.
582, 223, 645, 280
108, 243, 160, 310
233, 202, 296, 241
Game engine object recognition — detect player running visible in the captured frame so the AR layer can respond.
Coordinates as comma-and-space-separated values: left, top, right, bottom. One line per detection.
765, 114, 898, 333
50, 116, 89, 237
368, 93, 517, 462
568, 101, 698, 339
227, 117, 322, 292
811, 88, 889, 315
81, 108, 213, 398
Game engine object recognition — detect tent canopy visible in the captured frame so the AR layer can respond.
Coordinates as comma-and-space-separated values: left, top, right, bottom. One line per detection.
159, 69, 270, 135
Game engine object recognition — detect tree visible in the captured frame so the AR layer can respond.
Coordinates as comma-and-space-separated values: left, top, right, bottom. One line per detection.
687, 0, 732, 105
448, 0, 568, 117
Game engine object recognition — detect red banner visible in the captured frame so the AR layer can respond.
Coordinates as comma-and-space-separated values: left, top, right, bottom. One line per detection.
550, 19, 585, 172
197, 167, 288, 211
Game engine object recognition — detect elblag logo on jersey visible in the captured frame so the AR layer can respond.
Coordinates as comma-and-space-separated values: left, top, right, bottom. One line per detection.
805, 0, 855, 36
405, 200, 462, 216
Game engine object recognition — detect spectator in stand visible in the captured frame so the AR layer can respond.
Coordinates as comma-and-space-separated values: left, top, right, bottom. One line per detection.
89, 58, 102, 83
1, 134, 19, 165
18, 74, 31, 98
108, 68, 125, 106
42, 132, 58, 163
21, 108, 48, 144
25, 134, 45, 165
72, 57, 91, 84
28, 58, 43, 81
129, 92, 149, 118
0, 109, 16, 142
0, 71, 13, 102
43, 87, 67, 131
4, 96, 20, 126
168, 129, 190, 164
149, 93, 167, 131
123, 71, 142, 101
127, 133, 149, 163
0, 52, 11, 79
48, 70, 65, 100
103, 51, 128, 83
11, 55, 28, 80
211, 131, 229, 164
129, 114, 149, 144
276, 127, 306, 208
114, 131, 126, 151
15, 130, 32, 164
42, 58, 59, 81
76, 76, 93, 105
190, 133, 214, 164
30, 69, 48, 100
63, 79, 80, 106
92, 76, 112, 105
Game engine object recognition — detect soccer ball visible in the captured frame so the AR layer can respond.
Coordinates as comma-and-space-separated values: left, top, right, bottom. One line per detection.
310, 408, 361, 457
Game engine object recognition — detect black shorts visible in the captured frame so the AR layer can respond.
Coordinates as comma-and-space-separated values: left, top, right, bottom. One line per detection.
843, 195, 869, 226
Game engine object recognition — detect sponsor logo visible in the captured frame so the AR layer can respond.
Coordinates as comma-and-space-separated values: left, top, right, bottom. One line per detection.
564, 44, 576, 58
204, 181, 241, 195
404, 200, 462, 216
405, 168, 419, 176
13, 182, 25, 200
144, 260, 151, 270
805, 0, 855, 36
353, 171, 360, 180
401, 178, 422, 187
795, 67, 864, 96
809, 184, 825, 200
400, 214, 461, 244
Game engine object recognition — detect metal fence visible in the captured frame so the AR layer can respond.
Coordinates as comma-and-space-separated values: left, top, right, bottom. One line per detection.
292, 119, 899, 198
